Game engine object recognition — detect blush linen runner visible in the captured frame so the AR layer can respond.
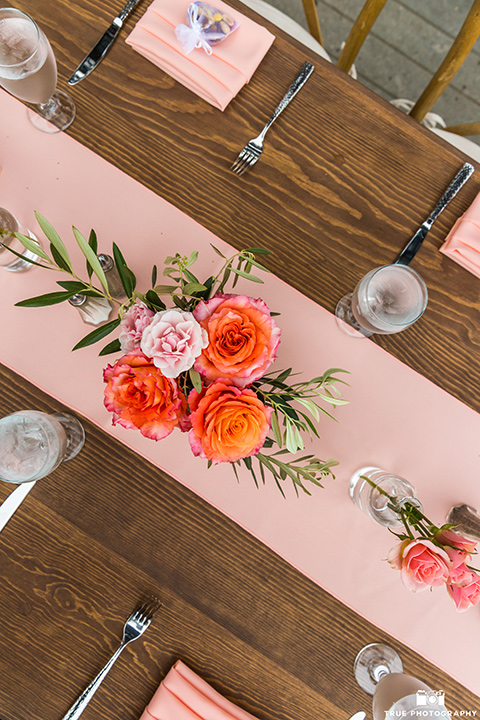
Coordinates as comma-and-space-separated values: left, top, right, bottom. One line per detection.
125, 0, 275, 110
440, 190, 480, 278
140, 661, 259, 720
1, 90, 480, 697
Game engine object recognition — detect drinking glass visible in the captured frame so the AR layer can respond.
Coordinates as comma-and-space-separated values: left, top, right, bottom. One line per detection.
354, 643, 449, 720
335, 264, 428, 338
349, 466, 422, 529
0, 410, 85, 484
0, 7, 75, 133
0, 207, 41, 271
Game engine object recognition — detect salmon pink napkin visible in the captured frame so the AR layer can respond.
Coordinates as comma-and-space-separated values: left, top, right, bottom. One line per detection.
125, 0, 275, 110
139, 660, 259, 720
440, 191, 480, 278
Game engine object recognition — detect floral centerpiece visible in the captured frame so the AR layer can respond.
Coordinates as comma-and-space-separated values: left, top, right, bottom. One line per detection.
364, 477, 480, 611
1, 213, 349, 495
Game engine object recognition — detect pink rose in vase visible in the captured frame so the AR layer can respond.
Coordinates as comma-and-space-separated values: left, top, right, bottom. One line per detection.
388, 539, 451, 592
447, 573, 480, 611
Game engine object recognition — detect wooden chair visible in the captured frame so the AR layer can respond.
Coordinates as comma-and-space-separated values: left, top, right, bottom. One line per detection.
245, 0, 480, 158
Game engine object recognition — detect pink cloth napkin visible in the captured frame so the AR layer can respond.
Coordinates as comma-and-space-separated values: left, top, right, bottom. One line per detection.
139, 660, 259, 720
440, 191, 480, 277
125, 0, 275, 110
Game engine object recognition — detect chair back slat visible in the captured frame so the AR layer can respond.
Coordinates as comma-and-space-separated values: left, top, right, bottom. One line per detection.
301, 0, 323, 45
336, 0, 388, 74
410, 0, 480, 122
444, 122, 480, 137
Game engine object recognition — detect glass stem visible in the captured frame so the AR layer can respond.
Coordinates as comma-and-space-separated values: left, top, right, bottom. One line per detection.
37, 94, 58, 119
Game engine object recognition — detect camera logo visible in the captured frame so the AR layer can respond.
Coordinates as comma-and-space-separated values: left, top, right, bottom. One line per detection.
416, 691, 446, 707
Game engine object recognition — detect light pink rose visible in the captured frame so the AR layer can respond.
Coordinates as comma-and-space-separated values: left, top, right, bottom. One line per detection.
119, 302, 154, 353
140, 309, 208, 379
388, 539, 451, 593
435, 528, 477, 568
447, 573, 480, 612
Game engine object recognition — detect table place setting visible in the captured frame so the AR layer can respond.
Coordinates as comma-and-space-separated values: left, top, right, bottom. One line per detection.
1, 82, 480, 701
1, 0, 480, 716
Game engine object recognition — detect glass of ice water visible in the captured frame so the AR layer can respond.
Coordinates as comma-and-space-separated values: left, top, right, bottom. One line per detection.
335, 264, 428, 338
0, 410, 85, 484
0, 207, 42, 271
0, 7, 75, 132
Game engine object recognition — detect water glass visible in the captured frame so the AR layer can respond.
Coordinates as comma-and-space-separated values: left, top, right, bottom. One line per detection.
0, 410, 85, 484
0, 7, 75, 132
354, 643, 448, 720
349, 466, 421, 528
335, 264, 428, 338
0, 207, 41, 271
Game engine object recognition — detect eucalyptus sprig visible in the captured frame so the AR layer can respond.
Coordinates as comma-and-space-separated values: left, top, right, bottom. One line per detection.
253, 367, 350, 454
227, 367, 350, 495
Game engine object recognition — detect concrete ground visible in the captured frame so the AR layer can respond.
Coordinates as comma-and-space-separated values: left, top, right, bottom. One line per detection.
267, 0, 480, 145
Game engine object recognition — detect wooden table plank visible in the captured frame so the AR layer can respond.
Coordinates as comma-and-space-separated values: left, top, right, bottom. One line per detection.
0, 365, 479, 720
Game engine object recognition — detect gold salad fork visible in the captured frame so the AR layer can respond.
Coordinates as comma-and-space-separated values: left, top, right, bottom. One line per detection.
61, 596, 162, 720
230, 61, 314, 177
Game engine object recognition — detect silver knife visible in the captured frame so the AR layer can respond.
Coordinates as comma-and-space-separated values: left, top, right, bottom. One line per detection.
0, 481, 36, 533
395, 162, 474, 266
68, 0, 144, 85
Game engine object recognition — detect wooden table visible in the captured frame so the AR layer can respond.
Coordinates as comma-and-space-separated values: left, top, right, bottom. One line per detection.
1, 1, 479, 719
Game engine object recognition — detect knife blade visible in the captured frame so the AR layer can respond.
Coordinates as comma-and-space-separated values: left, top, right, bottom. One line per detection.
395, 162, 474, 266
0, 481, 36, 533
68, 0, 144, 86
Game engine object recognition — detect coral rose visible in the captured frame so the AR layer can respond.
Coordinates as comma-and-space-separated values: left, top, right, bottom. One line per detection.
103, 351, 186, 440
141, 309, 208, 379
188, 379, 272, 464
193, 294, 281, 387
447, 573, 480, 612
118, 301, 154, 353
388, 539, 451, 593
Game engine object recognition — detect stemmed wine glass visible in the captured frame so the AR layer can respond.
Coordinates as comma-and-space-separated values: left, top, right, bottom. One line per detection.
354, 643, 449, 719
0, 7, 75, 132
0, 410, 85, 532
335, 264, 428, 338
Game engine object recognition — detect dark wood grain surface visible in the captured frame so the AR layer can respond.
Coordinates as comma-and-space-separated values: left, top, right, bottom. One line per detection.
1, 1, 480, 719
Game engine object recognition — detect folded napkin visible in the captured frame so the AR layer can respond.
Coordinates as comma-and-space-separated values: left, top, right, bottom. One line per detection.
140, 660, 260, 720
440, 191, 480, 278
126, 0, 275, 111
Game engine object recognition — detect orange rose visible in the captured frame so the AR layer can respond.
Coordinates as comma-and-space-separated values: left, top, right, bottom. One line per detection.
103, 351, 186, 440
188, 379, 272, 463
193, 294, 281, 387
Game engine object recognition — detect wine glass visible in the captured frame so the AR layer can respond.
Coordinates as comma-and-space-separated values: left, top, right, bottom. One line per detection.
354, 643, 449, 720
335, 264, 428, 338
0, 207, 42, 271
349, 467, 422, 529
0, 7, 75, 133
0, 410, 85, 484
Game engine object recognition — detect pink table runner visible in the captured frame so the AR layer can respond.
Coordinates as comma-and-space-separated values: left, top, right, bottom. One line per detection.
1, 90, 480, 698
